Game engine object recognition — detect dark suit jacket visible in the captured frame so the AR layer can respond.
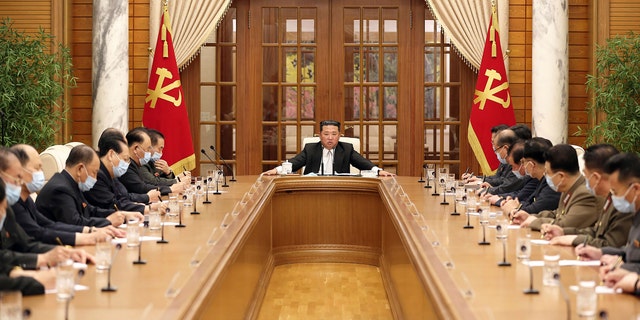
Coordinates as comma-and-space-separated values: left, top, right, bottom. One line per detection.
290, 141, 376, 175
0, 206, 55, 270
495, 176, 539, 206
83, 162, 146, 214
140, 160, 176, 186
0, 276, 44, 295
36, 170, 112, 227
529, 175, 600, 231
12, 196, 83, 246
484, 163, 512, 186
119, 160, 172, 195
520, 177, 561, 214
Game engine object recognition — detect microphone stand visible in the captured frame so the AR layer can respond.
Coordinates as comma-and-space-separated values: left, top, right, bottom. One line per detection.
554, 273, 571, 320
175, 204, 186, 228
463, 201, 473, 228
133, 229, 147, 265
210, 145, 236, 182
523, 262, 539, 294
450, 192, 459, 215
213, 169, 222, 195
157, 210, 169, 244
497, 236, 511, 267
418, 164, 425, 183
478, 220, 490, 245
65, 269, 85, 320
431, 164, 439, 196
102, 243, 122, 292
440, 180, 449, 205
202, 177, 212, 204
191, 186, 200, 215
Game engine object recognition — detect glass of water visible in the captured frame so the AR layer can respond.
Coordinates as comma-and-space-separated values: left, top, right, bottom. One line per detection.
56, 259, 75, 301
542, 248, 560, 286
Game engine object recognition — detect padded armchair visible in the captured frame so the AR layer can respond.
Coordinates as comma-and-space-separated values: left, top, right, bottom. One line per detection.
301, 136, 362, 174
40, 142, 84, 181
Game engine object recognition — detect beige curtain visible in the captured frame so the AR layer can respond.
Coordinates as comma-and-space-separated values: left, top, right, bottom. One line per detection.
425, 0, 509, 71
150, 0, 232, 69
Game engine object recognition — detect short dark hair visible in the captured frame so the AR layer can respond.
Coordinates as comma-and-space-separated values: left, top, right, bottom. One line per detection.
98, 129, 127, 158
146, 128, 165, 146
510, 124, 532, 140
65, 145, 97, 167
523, 137, 553, 164
508, 141, 526, 164
126, 127, 149, 147
0, 147, 17, 172
0, 178, 5, 202
545, 144, 579, 175
583, 144, 619, 172
320, 120, 341, 131
9, 145, 29, 166
495, 129, 520, 148
603, 153, 640, 184
491, 124, 509, 134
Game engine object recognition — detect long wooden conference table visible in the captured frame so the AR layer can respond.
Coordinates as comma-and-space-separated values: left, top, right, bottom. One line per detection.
23, 175, 640, 319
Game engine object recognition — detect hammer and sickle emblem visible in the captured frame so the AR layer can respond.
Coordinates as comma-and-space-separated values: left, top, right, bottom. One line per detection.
145, 67, 182, 109
473, 69, 511, 110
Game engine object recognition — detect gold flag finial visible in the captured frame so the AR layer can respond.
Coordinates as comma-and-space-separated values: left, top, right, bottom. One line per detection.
490, 0, 498, 58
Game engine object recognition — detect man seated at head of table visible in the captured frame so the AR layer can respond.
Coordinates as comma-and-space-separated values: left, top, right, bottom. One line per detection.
83, 128, 165, 215
512, 144, 600, 231
575, 152, 640, 274
263, 120, 393, 176
118, 127, 185, 196
501, 137, 560, 218
541, 144, 632, 248
0, 179, 57, 295
486, 140, 540, 207
463, 124, 510, 184
0, 148, 92, 269
10, 144, 124, 246
36, 144, 143, 228
139, 128, 177, 186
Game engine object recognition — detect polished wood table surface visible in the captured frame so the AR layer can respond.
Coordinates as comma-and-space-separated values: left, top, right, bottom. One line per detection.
21, 175, 640, 319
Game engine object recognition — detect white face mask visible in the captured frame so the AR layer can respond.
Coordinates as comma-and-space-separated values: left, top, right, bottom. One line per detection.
612, 185, 638, 214
151, 152, 162, 162
26, 170, 46, 193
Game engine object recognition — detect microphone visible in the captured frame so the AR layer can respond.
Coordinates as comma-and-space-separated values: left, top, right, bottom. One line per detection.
190, 185, 200, 215
133, 229, 147, 265
101, 243, 122, 292
523, 261, 539, 294
209, 145, 236, 182
202, 148, 228, 187
320, 161, 324, 176
418, 164, 425, 183
202, 175, 212, 204
65, 268, 85, 320
554, 273, 571, 320
157, 208, 169, 244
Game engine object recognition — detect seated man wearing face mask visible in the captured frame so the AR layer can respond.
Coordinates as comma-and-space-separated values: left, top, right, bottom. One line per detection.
139, 128, 177, 187
513, 144, 600, 231
480, 130, 526, 195
10, 144, 123, 246
83, 129, 165, 215
488, 141, 540, 207
36, 145, 142, 227
0, 148, 93, 269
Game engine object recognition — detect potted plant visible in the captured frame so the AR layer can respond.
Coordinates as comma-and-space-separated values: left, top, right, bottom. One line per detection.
0, 18, 76, 150
583, 32, 640, 153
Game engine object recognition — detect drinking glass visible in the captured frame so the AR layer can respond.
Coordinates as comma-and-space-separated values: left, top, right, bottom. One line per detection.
148, 210, 161, 230
95, 236, 112, 270
515, 228, 532, 261
542, 248, 560, 286
495, 215, 509, 240
575, 268, 597, 317
126, 218, 141, 247
56, 259, 75, 301
426, 164, 435, 181
0, 291, 22, 320
168, 197, 179, 218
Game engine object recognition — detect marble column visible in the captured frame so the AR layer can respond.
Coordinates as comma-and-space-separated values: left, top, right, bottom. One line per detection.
498, 0, 509, 73
531, 0, 568, 145
92, 0, 129, 148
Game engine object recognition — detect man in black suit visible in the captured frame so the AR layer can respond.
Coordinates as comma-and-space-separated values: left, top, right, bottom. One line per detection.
36, 144, 142, 227
84, 129, 165, 214
11, 144, 124, 246
118, 127, 185, 196
263, 120, 392, 176
0, 178, 57, 295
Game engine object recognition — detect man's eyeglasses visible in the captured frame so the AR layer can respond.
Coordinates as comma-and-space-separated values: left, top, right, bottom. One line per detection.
0, 171, 24, 186
493, 145, 505, 153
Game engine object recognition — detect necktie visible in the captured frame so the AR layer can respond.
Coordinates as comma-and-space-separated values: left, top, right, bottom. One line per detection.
325, 149, 333, 175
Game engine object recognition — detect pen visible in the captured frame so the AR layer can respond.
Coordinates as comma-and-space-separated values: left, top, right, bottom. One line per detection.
610, 256, 623, 272
56, 237, 73, 249
577, 237, 589, 259
114, 204, 119, 211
